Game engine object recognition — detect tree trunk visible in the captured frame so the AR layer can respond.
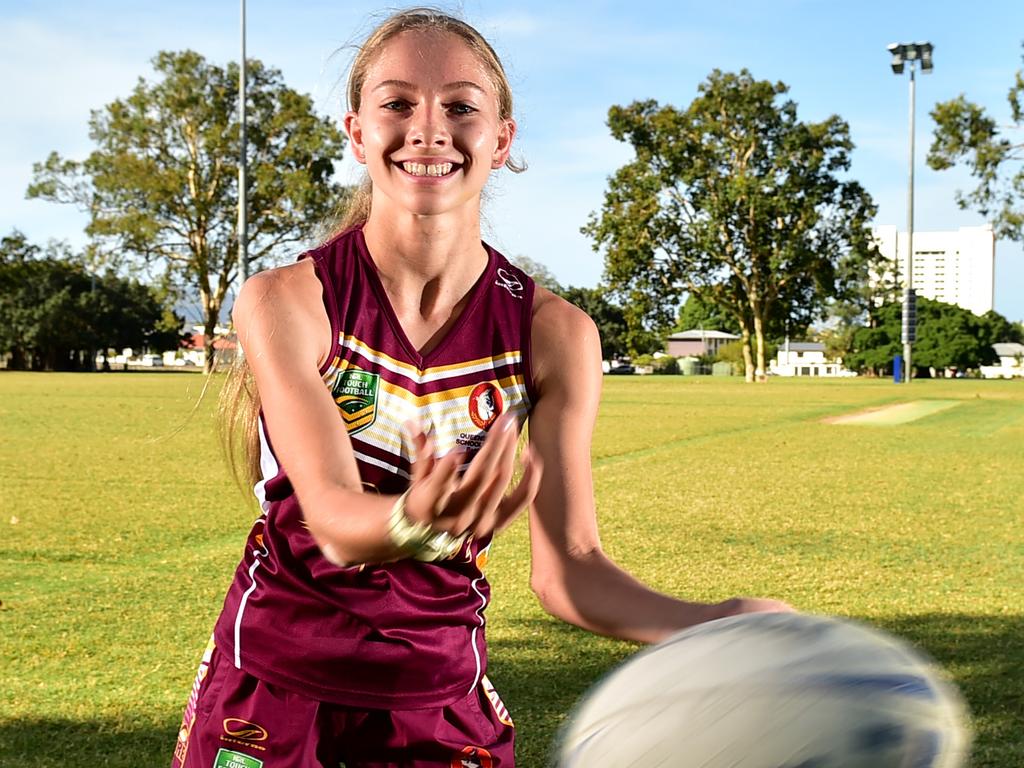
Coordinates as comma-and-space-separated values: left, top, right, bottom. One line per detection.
200, 280, 223, 375
739, 323, 754, 383
203, 313, 218, 374
752, 312, 767, 383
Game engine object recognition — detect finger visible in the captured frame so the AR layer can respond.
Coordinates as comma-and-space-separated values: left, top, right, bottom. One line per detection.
472, 427, 520, 529
455, 436, 532, 540
406, 450, 461, 524
456, 413, 516, 489
447, 414, 516, 512
493, 447, 543, 534
443, 439, 514, 535
410, 429, 436, 483
406, 418, 437, 481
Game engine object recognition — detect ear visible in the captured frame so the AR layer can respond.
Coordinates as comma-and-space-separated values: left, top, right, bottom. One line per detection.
344, 111, 367, 165
491, 118, 517, 169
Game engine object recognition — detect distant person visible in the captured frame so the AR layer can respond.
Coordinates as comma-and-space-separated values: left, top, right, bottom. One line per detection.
171, 9, 790, 767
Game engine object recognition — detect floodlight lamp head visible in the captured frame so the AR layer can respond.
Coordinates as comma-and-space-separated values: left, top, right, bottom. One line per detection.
919, 42, 934, 73
887, 43, 905, 75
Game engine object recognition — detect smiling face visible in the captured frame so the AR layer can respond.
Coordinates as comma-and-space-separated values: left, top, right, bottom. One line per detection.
344, 30, 516, 221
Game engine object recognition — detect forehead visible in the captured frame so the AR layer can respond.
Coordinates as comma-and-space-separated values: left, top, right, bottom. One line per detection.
363, 29, 497, 95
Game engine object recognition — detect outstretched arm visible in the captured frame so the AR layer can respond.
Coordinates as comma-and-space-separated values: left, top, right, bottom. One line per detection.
525, 289, 790, 644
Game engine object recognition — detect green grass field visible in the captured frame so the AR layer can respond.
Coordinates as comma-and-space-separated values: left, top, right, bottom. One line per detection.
1, 372, 1022, 767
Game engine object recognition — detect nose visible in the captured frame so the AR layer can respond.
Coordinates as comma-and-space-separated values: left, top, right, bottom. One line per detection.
407, 103, 449, 148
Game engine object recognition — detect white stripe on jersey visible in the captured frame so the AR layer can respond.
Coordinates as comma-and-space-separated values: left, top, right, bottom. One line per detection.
338, 335, 521, 384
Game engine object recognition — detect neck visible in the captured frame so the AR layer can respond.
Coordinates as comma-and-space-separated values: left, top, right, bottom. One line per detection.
360, 199, 489, 339
362, 208, 484, 281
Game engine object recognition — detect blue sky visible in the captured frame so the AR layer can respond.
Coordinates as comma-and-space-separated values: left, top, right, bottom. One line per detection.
3, 1, 1023, 321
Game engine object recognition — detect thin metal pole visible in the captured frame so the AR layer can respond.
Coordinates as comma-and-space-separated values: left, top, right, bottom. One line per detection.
238, 0, 249, 285
903, 62, 915, 383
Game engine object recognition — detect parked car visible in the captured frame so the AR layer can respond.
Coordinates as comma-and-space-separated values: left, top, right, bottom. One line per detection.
607, 360, 634, 375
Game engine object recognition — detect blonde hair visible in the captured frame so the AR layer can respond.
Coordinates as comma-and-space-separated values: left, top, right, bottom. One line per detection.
221, 8, 523, 492
328, 7, 525, 237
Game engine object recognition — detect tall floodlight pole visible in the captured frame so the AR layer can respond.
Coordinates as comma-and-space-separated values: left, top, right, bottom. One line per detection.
887, 42, 933, 383
238, 0, 249, 286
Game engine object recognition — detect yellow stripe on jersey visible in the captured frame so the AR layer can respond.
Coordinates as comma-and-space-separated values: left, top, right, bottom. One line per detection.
378, 375, 525, 408
337, 334, 521, 381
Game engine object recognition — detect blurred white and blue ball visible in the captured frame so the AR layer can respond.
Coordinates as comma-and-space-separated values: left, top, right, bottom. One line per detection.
556, 612, 969, 768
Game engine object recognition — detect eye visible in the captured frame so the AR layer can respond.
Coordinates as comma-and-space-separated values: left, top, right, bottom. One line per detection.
448, 102, 477, 116
381, 100, 409, 112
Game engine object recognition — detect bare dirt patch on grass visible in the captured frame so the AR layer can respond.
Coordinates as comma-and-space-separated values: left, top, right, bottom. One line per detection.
824, 399, 962, 425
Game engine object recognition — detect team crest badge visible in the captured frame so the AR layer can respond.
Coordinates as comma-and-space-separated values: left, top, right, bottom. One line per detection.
451, 746, 493, 768
331, 370, 380, 435
469, 382, 503, 430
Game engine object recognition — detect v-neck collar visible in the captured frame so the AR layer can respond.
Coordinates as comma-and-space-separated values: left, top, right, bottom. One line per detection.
354, 227, 495, 371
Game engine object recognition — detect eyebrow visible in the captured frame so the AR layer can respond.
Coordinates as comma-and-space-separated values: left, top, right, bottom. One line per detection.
371, 79, 487, 94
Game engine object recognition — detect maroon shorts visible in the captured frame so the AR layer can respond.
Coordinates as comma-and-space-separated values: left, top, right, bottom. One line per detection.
172, 639, 515, 768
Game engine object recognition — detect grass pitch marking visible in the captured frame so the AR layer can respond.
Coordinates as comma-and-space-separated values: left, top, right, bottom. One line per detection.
825, 400, 961, 426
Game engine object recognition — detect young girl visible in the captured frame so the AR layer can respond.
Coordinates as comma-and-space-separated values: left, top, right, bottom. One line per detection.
173, 9, 789, 767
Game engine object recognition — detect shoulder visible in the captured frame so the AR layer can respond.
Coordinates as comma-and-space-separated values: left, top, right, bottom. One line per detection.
530, 286, 602, 397
233, 259, 330, 363
234, 259, 320, 323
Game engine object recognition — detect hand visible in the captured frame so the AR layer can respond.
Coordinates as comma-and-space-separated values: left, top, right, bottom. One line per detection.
403, 414, 542, 541
713, 596, 796, 619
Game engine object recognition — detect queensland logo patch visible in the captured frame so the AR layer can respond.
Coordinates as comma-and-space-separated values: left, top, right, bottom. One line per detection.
331, 370, 380, 435
451, 746, 493, 768
469, 382, 503, 430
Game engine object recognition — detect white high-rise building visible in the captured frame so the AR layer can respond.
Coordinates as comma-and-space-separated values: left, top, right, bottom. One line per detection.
873, 224, 995, 316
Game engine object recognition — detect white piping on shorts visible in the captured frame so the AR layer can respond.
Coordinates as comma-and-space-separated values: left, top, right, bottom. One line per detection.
468, 574, 488, 694
233, 419, 278, 667
234, 557, 262, 668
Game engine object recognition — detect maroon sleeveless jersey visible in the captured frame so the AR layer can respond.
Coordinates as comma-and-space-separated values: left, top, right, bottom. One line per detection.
212, 227, 537, 708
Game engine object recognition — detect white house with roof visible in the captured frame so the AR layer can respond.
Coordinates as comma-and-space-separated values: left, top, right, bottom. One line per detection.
770, 341, 854, 378
980, 343, 1024, 379
665, 329, 740, 358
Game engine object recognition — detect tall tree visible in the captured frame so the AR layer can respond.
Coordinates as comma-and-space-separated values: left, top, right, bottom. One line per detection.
28, 50, 347, 372
583, 70, 880, 382
927, 46, 1024, 242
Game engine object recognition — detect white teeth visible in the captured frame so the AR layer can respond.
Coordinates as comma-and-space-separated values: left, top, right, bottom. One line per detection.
401, 162, 453, 177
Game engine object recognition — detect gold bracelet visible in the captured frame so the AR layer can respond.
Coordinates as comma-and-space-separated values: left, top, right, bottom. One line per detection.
387, 489, 466, 562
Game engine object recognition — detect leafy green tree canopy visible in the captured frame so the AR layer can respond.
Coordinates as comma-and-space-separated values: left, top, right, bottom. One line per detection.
583, 70, 880, 382
846, 297, 1010, 376
928, 46, 1024, 242
675, 294, 740, 335
0, 231, 182, 371
28, 50, 346, 371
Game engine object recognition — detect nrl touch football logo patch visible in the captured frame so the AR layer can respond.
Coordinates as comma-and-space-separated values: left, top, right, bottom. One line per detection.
331, 369, 380, 435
